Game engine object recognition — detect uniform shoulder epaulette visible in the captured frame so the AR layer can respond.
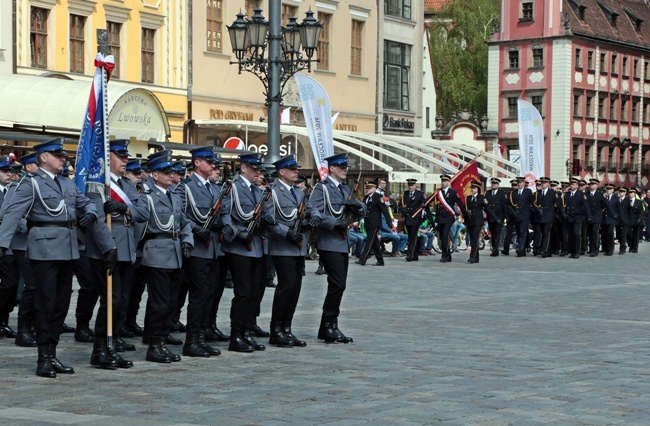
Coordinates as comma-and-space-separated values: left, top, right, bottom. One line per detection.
142, 188, 153, 195
181, 177, 192, 184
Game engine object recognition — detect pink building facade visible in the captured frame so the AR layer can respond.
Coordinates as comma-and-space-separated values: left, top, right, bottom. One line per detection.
488, 0, 650, 187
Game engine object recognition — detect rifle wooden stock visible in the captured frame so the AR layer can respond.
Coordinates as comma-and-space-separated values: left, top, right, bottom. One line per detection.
245, 187, 273, 251
293, 186, 313, 250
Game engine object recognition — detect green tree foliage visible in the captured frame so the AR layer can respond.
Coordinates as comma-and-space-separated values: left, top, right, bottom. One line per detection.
429, 0, 500, 123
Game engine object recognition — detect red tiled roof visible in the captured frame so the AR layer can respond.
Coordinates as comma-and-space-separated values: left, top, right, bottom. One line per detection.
425, 0, 451, 13
565, 0, 650, 49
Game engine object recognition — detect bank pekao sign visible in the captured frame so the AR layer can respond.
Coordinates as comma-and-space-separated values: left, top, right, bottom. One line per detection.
383, 114, 415, 132
109, 89, 167, 141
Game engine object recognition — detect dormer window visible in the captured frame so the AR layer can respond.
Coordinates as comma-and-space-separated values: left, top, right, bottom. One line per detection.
568, 0, 586, 22
623, 6, 643, 32
596, 0, 619, 29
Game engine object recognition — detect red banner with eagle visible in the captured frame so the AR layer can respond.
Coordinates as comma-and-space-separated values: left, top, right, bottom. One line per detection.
451, 160, 481, 200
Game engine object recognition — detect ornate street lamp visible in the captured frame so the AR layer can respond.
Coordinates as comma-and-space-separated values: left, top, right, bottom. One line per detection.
227, 8, 322, 165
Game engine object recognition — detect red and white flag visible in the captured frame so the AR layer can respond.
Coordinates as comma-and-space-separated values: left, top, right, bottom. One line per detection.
110, 184, 133, 208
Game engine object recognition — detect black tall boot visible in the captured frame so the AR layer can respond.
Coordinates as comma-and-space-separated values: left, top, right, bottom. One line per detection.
36, 345, 56, 378
197, 330, 220, 356
159, 341, 181, 362
332, 318, 353, 344
318, 316, 353, 344
0, 313, 16, 338
182, 332, 210, 357
283, 320, 306, 347
15, 319, 37, 347
90, 335, 119, 369
106, 340, 134, 369
146, 337, 172, 363
74, 320, 94, 343
49, 343, 74, 374
268, 320, 294, 347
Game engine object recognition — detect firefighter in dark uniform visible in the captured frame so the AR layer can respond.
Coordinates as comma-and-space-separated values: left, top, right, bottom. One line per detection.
579, 179, 589, 254
533, 177, 561, 257
601, 184, 619, 256
435, 174, 467, 262
564, 177, 592, 258
627, 188, 643, 253
465, 181, 485, 263
501, 179, 519, 255
585, 178, 615, 257
400, 178, 427, 262
357, 181, 392, 266
510, 177, 535, 257
484, 177, 508, 256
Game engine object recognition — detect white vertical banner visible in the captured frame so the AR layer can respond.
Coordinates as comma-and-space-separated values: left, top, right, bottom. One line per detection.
517, 100, 544, 187
294, 74, 334, 180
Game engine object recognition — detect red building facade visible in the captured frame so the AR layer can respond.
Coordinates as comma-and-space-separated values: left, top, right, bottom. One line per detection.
488, 0, 650, 187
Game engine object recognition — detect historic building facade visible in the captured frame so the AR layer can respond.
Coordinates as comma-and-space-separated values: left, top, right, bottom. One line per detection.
488, 0, 650, 186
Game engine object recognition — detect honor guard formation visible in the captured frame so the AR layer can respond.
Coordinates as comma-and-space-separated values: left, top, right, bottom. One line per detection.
0, 139, 648, 378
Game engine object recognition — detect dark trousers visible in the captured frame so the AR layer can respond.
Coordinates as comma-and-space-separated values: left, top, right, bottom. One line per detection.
318, 250, 349, 319
73, 253, 98, 324
487, 220, 503, 252
628, 225, 640, 251
256, 255, 269, 320
226, 253, 265, 336
126, 258, 147, 324
31, 260, 74, 345
502, 219, 515, 253
534, 222, 553, 255
210, 256, 228, 323
467, 224, 481, 261
0, 254, 20, 318
143, 267, 181, 339
186, 256, 219, 333
616, 225, 628, 251
586, 222, 601, 254
271, 256, 305, 325
567, 221, 583, 255
359, 227, 383, 264
90, 259, 133, 336
405, 223, 420, 259
560, 222, 570, 253
515, 219, 529, 252
14, 250, 36, 323
601, 223, 615, 254
437, 221, 453, 259
580, 222, 588, 253
175, 262, 190, 321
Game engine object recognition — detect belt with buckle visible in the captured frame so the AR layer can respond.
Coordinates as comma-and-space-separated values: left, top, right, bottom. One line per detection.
31, 220, 76, 229
144, 231, 179, 241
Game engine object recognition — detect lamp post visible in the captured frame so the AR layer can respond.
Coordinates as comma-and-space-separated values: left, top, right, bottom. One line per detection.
228, 7, 322, 165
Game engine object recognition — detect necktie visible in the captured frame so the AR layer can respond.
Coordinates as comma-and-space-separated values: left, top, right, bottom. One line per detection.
608, 195, 611, 201
444, 189, 448, 196
250, 184, 257, 203
571, 191, 575, 197
518, 190, 522, 196
493, 190, 496, 196
290, 187, 298, 202
53, 176, 62, 191
117, 177, 124, 189
2, 188, 5, 195
473, 195, 476, 202
338, 184, 345, 199
166, 190, 173, 206
543, 189, 546, 196
410, 191, 414, 199
205, 181, 213, 198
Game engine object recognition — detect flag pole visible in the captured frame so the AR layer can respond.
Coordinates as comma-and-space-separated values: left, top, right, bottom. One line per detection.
97, 29, 113, 350
413, 150, 486, 218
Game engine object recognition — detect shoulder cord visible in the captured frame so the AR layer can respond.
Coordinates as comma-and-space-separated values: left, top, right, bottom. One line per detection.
183, 183, 209, 223
32, 178, 67, 219
229, 183, 255, 220
271, 188, 298, 221
145, 194, 174, 232
534, 191, 540, 208
321, 184, 345, 218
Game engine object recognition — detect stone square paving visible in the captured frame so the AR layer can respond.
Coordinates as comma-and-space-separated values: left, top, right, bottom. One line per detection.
0, 245, 650, 425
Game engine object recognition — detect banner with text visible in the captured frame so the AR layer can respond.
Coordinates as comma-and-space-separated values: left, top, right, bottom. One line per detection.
517, 100, 544, 187
295, 74, 334, 180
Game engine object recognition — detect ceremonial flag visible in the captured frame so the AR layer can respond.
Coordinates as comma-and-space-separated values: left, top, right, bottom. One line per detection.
75, 53, 114, 194
451, 159, 481, 200
294, 74, 334, 180
517, 100, 544, 187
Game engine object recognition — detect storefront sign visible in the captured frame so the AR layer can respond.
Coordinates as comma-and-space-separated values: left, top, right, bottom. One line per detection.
382, 114, 415, 132
209, 109, 255, 121
109, 89, 167, 141
335, 123, 358, 131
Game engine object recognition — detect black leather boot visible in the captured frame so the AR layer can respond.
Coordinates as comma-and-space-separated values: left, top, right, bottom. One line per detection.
15, 319, 37, 347
283, 320, 306, 347
243, 330, 266, 351
118, 323, 135, 338
146, 338, 172, 363
332, 319, 353, 343
182, 332, 210, 357
197, 330, 220, 356
268, 320, 294, 347
90, 335, 119, 369
0, 314, 16, 338
250, 324, 270, 338
159, 341, 181, 362
126, 320, 144, 337
60, 323, 75, 333
49, 343, 74, 374
165, 333, 183, 345
106, 341, 134, 369
205, 318, 230, 342
74, 320, 94, 343
114, 336, 136, 352
36, 345, 56, 378
318, 316, 353, 344
228, 332, 254, 352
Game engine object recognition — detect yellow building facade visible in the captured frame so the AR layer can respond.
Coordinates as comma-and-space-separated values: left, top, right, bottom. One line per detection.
8, 0, 188, 148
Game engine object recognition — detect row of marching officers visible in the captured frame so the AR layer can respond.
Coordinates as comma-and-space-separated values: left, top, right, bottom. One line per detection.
0, 137, 363, 378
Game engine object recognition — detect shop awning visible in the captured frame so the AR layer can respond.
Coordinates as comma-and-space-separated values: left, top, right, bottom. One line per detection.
0, 74, 170, 142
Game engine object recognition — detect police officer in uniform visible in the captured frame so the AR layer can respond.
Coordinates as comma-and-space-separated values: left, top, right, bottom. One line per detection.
0, 156, 19, 338
176, 146, 223, 358
357, 181, 391, 266
400, 178, 427, 262
141, 151, 194, 363
465, 181, 486, 263
265, 154, 321, 347
564, 177, 592, 258
501, 179, 519, 255
220, 153, 275, 352
585, 178, 614, 256
533, 177, 561, 258
85, 140, 149, 368
0, 138, 113, 378
615, 187, 631, 255
484, 177, 508, 257
601, 184, 619, 256
627, 188, 643, 253
510, 177, 535, 257
435, 174, 467, 262
310, 153, 366, 343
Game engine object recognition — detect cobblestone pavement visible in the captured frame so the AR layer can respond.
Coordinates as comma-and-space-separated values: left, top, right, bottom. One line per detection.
1, 246, 650, 425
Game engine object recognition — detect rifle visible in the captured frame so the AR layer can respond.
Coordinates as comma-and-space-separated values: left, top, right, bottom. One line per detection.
244, 187, 273, 251
293, 186, 314, 250
204, 181, 233, 230
341, 170, 362, 239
